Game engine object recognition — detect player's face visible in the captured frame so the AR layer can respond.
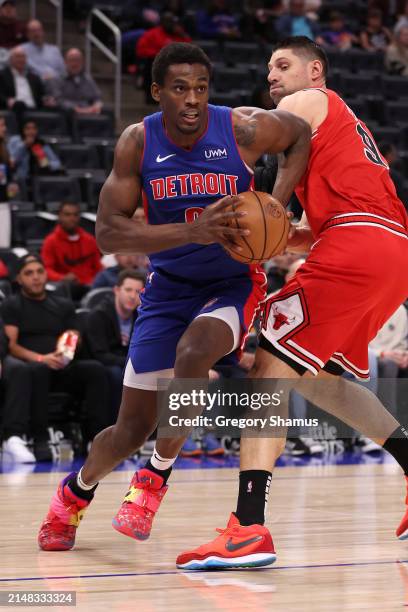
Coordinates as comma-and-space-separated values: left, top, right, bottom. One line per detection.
152, 63, 210, 138
267, 49, 314, 105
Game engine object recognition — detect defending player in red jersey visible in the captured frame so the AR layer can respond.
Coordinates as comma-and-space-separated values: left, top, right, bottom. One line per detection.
177, 36, 408, 570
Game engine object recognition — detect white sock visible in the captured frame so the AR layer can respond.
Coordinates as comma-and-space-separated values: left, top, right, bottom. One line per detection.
77, 467, 97, 490
150, 447, 177, 471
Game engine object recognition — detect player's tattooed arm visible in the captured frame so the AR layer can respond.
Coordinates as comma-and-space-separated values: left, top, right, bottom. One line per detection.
232, 107, 311, 206
96, 123, 247, 254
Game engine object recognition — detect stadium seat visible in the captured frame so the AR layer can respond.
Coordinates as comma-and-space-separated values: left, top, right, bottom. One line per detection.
85, 176, 106, 210
73, 114, 115, 143
326, 70, 343, 93
33, 176, 82, 205
210, 90, 248, 107
325, 49, 353, 72
371, 126, 401, 148
349, 50, 384, 73
0, 110, 18, 135
381, 76, 408, 100
100, 144, 115, 173
80, 287, 112, 309
25, 238, 45, 253
345, 98, 369, 121
13, 211, 55, 246
24, 110, 70, 139
214, 67, 250, 92
0, 278, 12, 300
56, 144, 103, 175
224, 42, 261, 66
342, 73, 380, 97
194, 40, 222, 61
0, 249, 19, 277
386, 102, 408, 124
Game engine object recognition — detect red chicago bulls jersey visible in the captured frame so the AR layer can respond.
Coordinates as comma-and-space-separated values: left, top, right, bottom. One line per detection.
295, 88, 408, 238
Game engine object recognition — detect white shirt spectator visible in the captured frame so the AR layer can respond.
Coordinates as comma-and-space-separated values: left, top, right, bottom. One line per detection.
369, 305, 408, 356
12, 67, 35, 107
22, 41, 65, 80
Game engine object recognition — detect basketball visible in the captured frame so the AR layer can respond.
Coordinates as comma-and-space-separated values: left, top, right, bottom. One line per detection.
223, 191, 290, 263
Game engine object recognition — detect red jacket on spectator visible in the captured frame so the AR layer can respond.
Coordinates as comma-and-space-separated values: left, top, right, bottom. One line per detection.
136, 25, 191, 59
0, 259, 8, 278
41, 225, 102, 284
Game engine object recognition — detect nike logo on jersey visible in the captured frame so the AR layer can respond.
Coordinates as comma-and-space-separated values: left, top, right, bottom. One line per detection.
156, 153, 176, 163
225, 535, 263, 552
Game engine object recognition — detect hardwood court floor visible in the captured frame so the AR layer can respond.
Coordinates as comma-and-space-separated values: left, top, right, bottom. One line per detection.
1, 462, 407, 611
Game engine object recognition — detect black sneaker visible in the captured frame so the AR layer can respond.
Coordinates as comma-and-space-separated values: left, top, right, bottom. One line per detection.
286, 437, 324, 456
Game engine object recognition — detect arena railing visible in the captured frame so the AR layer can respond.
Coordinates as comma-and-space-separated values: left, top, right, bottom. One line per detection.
85, 8, 122, 125
30, 0, 63, 49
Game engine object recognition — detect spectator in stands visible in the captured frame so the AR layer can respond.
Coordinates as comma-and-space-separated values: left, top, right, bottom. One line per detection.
275, 0, 319, 41
0, 116, 19, 201
196, 0, 242, 40
92, 253, 148, 288
0, 0, 26, 68
385, 23, 408, 75
0, 46, 54, 126
1, 253, 110, 462
50, 48, 103, 115
8, 119, 62, 181
136, 11, 192, 103
359, 9, 393, 51
22, 19, 66, 81
87, 269, 145, 420
395, 0, 408, 29
41, 201, 102, 300
369, 304, 408, 418
319, 11, 357, 50
378, 141, 407, 207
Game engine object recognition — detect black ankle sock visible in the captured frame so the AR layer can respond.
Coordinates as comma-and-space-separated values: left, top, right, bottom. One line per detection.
67, 475, 98, 501
144, 459, 172, 486
383, 426, 408, 475
235, 470, 272, 526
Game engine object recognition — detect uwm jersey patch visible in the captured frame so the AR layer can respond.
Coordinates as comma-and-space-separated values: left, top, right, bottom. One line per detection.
140, 105, 255, 282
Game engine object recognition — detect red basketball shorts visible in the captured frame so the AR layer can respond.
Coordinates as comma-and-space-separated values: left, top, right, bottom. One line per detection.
259, 213, 408, 379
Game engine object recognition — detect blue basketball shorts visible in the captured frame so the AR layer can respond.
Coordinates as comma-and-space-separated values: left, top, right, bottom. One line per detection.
123, 267, 266, 390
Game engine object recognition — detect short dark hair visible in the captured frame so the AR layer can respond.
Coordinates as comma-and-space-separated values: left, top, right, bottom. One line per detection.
152, 42, 212, 85
15, 252, 43, 276
59, 201, 80, 213
272, 36, 329, 79
116, 269, 146, 287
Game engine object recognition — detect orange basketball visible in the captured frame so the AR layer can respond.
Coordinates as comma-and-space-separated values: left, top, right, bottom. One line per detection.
223, 191, 290, 264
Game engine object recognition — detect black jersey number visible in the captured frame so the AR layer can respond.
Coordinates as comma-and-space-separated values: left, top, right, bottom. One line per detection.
356, 123, 387, 167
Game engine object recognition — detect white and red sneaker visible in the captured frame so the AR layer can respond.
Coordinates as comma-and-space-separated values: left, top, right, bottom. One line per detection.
112, 468, 168, 541
176, 513, 276, 570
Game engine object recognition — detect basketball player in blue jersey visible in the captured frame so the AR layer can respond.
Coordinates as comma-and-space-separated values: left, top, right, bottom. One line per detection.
38, 43, 311, 554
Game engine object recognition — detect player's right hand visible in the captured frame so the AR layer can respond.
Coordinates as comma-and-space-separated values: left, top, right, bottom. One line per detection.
187, 195, 250, 250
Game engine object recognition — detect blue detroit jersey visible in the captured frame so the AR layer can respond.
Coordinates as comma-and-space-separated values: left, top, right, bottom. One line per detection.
141, 104, 253, 281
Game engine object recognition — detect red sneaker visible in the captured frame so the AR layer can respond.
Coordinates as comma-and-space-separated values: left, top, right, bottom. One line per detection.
176, 513, 276, 570
38, 472, 92, 551
112, 468, 168, 541
396, 476, 408, 540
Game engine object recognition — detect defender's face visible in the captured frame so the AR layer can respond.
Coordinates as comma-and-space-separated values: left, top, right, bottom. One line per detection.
267, 49, 311, 105
152, 63, 210, 136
